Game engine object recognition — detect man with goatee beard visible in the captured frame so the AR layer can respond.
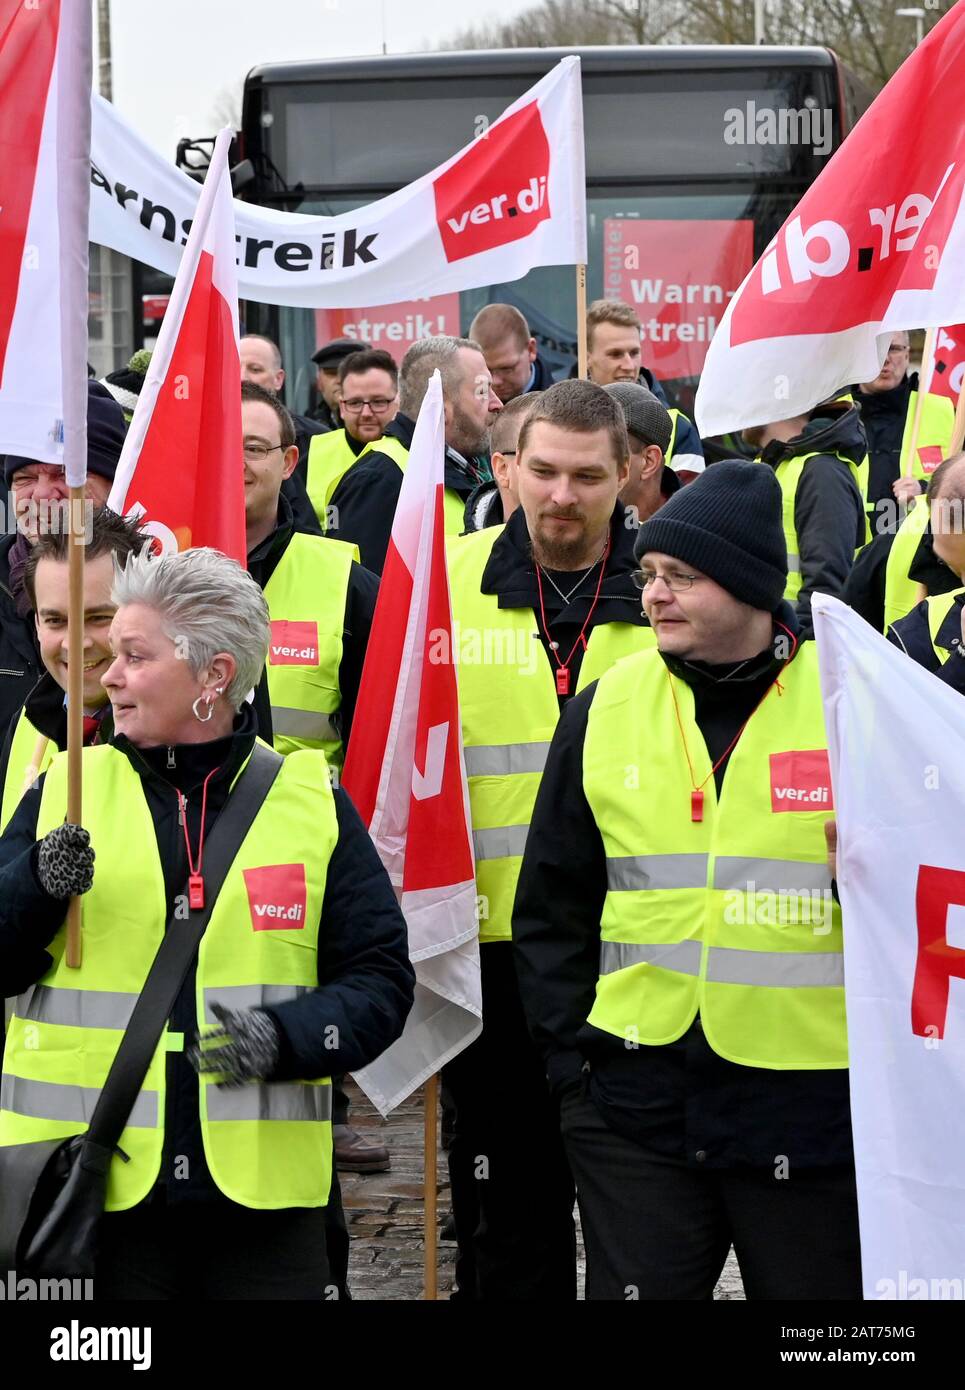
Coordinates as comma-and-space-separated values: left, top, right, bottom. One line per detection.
442, 380, 655, 1300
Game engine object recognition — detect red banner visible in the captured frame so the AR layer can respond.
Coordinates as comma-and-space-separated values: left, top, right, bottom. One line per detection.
314, 294, 462, 368
602, 219, 753, 379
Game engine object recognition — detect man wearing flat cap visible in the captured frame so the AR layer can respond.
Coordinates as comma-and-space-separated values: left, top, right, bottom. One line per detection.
0, 381, 127, 734
310, 337, 372, 431
513, 461, 860, 1301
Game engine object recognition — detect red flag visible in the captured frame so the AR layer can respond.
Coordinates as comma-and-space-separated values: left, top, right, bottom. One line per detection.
108, 130, 244, 562
0, 0, 91, 476
696, 3, 965, 436
343, 372, 480, 1114
932, 323, 965, 404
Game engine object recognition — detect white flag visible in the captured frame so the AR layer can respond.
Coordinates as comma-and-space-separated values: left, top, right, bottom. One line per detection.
89, 58, 586, 308
815, 591, 965, 1300
343, 374, 481, 1115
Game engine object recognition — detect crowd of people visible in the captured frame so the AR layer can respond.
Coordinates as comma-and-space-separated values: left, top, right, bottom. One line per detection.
0, 291, 960, 1301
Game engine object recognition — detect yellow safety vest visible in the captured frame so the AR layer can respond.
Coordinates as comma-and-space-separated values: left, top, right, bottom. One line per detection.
855, 390, 955, 505
772, 449, 868, 601
305, 429, 361, 533
358, 434, 472, 537
0, 742, 337, 1210
882, 496, 931, 631
0, 708, 55, 832
925, 586, 965, 664
262, 531, 357, 765
582, 642, 846, 1069
447, 526, 656, 943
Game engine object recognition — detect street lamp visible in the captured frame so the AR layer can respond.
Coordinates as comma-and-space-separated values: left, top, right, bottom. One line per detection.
895, 6, 926, 48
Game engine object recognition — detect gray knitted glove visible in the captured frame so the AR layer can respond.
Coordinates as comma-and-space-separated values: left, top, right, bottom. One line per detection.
187, 1004, 281, 1089
36, 823, 95, 899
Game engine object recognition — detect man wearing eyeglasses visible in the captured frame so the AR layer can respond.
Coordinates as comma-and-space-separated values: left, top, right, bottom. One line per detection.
854, 330, 955, 520
304, 349, 399, 531
443, 380, 655, 1301
513, 460, 859, 1301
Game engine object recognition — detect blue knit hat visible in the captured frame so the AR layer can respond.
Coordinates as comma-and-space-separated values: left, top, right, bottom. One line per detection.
634, 460, 788, 612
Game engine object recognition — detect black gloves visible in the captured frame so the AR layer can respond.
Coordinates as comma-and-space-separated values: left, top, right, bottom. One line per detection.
187, 1004, 281, 1088
36, 823, 95, 899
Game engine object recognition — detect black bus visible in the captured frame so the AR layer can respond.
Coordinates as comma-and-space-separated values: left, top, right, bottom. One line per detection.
234, 46, 872, 420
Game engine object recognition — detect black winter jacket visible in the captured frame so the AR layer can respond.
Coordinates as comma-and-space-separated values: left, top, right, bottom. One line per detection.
327, 413, 488, 574
760, 404, 868, 639
0, 703, 415, 1202
888, 590, 965, 696
844, 517, 958, 633
512, 613, 854, 1169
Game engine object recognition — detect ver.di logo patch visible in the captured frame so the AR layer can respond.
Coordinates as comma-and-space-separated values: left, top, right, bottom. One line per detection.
769, 750, 834, 812
243, 863, 308, 930
269, 620, 318, 666
433, 101, 551, 264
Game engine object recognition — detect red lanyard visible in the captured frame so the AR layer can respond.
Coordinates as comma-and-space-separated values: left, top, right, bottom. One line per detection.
534, 536, 611, 697
177, 766, 221, 910
667, 669, 782, 822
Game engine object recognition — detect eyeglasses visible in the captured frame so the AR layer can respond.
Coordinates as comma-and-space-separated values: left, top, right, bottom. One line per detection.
887, 343, 910, 356
631, 569, 704, 592
340, 396, 396, 414
243, 441, 285, 462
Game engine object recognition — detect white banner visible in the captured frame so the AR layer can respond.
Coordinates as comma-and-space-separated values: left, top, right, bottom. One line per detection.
815, 592, 965, 1300
89, 58, 586, 309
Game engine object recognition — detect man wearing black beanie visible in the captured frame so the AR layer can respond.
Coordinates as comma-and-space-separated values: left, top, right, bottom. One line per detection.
0, 381, 127, 735
513, 461, 860, 1301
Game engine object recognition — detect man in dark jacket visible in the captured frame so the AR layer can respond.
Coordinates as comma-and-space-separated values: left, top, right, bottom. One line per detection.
309, 337, 373, 430
513, 462, 858, 1301
744, 399, 868, 639
853, 330, 955, 518
0, 382, 126, 736
328, 336, 501, 573
469, 303, 555, 402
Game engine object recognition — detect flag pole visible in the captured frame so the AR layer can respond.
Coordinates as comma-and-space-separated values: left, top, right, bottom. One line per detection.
903, 327, 937, 477
951, 379, 965, 455
64, 490, 85, 968
424, 1071, 439, 1300
576, 264, 588, 380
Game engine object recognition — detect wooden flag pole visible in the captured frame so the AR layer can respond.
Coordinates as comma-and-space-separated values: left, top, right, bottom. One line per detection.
424, 1071, 439, 1300
23, 732, 50, 798
951, 378, 965, 455
64, 486, 86, 969
903, 327, 937, 477
576, 264, 588, 380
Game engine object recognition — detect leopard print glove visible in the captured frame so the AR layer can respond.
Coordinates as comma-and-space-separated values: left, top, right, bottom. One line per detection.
36, 823, 95, 899
187, 1004, 281, 1089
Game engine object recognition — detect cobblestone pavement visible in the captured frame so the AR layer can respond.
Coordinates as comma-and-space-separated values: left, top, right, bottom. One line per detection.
341, 1080, 744, 1301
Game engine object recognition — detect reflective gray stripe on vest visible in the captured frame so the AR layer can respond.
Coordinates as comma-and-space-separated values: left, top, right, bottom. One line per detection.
600, 939, 702, 976
606, 854, 709, 891
14, 984, 139, 1031
473, 823, 530, 861
598, 942, 843, 988
713, 857, 831, 895
270, 706, 337, 742
706, 946, 843, 988
0, 1073, 158, 1127
787, 555, 801, 573
202, 984, 314, 1025
206, 1081, 333, 1123
463, 742, 550, 777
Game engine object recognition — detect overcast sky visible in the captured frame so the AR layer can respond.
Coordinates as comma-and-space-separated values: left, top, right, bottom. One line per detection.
99, 0, 531, 160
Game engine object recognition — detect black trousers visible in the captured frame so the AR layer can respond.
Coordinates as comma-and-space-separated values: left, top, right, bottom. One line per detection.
94, 1199, 333, 1301
560, 1087, 863, 1301
442, 944, 577, 1300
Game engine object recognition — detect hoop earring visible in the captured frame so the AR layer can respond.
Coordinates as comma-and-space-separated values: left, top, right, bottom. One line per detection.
192, 695, 215, 723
